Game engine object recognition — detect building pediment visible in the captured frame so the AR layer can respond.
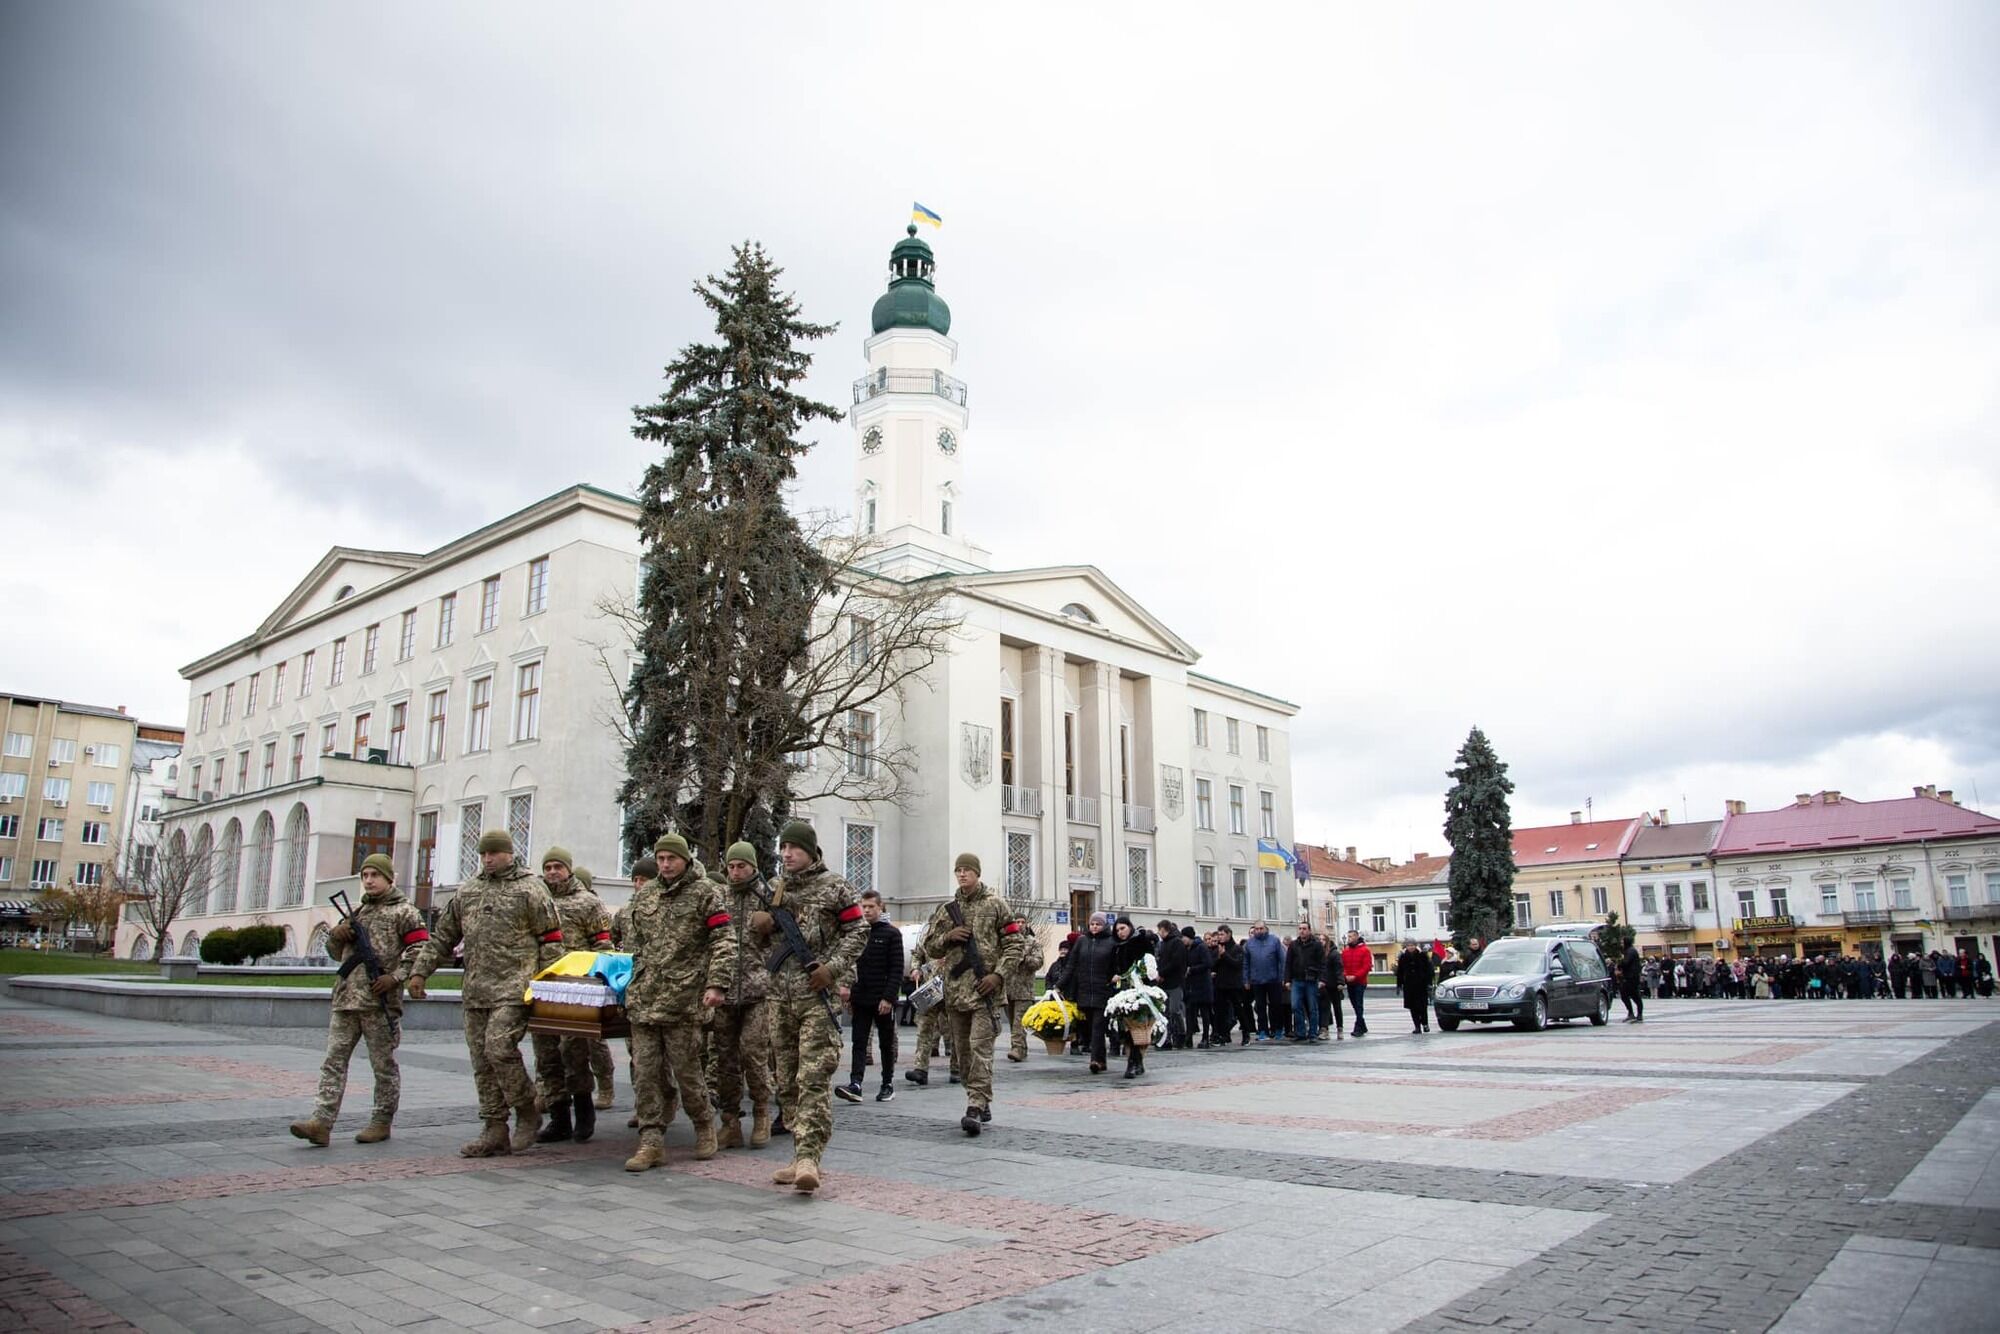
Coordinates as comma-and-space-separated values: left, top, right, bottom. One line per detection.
950, 565, 1197, 663
255, 548, 425, 641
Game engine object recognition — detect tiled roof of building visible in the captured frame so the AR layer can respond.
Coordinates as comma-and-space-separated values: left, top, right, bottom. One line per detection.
1511, 817, 1641, 866
1624, 819, 1722, 860
1297, 845, 1388, 886
1715, 791, 2000, 856
1367, 854, 1452, 889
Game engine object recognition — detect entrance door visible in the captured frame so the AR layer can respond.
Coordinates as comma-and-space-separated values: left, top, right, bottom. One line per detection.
1070, 888, 1096, 928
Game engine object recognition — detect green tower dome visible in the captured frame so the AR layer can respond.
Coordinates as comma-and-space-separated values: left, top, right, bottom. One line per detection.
870, 225, 952, 336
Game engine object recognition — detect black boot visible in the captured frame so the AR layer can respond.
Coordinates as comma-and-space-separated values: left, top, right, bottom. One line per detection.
960, 1105, 983, 1136
535, 1099, 573, 1143
572, 1091, 596, 1143
1123, 1050, 1139, 1079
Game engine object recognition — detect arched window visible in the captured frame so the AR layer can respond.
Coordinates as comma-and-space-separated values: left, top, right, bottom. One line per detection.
279, 925, 296, 956
187, 826, 214, 916
180, 931, 201, 958
307, 922, 331, 959
216, 819, 242, 913
248, 813, 275, 910
334, 584, 355, 601
281, 805, 311, 907
1060, 603, 1098, 624
131, 935, 152, 960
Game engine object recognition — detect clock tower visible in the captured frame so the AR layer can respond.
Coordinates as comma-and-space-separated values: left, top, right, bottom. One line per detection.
851, 225, 990, 577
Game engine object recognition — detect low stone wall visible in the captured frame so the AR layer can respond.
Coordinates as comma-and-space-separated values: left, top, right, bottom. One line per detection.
5, 975, 469, 1030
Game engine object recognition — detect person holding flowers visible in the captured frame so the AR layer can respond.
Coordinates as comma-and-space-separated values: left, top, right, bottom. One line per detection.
1051, 912, 1120, 1072
1106, 915, 1162, 1079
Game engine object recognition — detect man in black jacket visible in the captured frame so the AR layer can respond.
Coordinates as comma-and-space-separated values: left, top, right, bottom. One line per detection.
1209, 928, 1251, 1045
1155, 919, 1189, 1050
837, 890, 905, 1104
1286, 924, 1327, 1041
1181, 926, 1215, 1048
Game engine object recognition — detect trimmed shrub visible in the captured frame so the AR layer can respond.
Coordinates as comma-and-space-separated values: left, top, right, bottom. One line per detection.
199, 929, 246, 966
235, 924, 285, 963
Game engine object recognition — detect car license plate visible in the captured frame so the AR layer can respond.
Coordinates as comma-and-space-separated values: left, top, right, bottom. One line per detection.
1463, 1000, 1489, 1010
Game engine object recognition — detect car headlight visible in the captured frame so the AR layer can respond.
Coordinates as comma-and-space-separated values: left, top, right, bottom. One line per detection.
1501, 982, 1528, 999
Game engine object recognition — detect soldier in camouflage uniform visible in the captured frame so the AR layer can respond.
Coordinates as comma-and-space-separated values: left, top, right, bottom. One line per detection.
906, 937, 958, 1087
923, 852, 1027, 1137
612, 858, 652, 1130
288, 853, 428, 1146
711, 842, 775, 1149
1005, 923, 1046, 1062
409, 830, 564, 1157
622, 833, 736, 1173
531, 847, 613, 1144
575, 867, 618, 1110
755, 820, 866, 1194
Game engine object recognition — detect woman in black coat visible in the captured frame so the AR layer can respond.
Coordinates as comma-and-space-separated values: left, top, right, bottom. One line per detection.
1056, 914, 1121, 1073
1395, 944, 1436, 1034
1110, 915, 1157, 1077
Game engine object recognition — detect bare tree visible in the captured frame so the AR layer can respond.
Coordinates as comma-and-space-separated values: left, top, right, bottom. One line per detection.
107, 834, 213, 958
33, 880, 126, 951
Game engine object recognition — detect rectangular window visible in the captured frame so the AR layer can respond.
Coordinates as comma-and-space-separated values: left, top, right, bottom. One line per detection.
1228, 784, 1245, 836
426, 689, 448, 762
37, 818, 63, 841
1371, 903, 1386, 934
351, 819, 395, 874
1946, 873, 1969, 908
1770, 887, 1789, 917
940, 499, 952, 535
320, 722, 336, 755
416, 811, 438, 888
1259, 790, 1276, 839
289, 732, 304, 782
49, 738, 78, 764
1664, 883, 1683, 913
1256, 725, 1270, 763
514, 662, 541, 742
30, 859, 59, 887
1640, 884, 1657, 914
1195, 779, 1213, 830
1063, 713, 1075, 796
864, 498, 876, 534
480, 576, 501, 632
1852, 880, 1877, 911
221, 684, 234, 723
245, 673, 259, 714
467, 677, 493, 753
436, 592, 456, 648
1737, 887, 1757, 918
1226, 717, 1240, 754
84, 780, 113, 807
844, 822, 877, 894
271, 662, 286, 703
458, 802, 484, 880
79, 820, 107, 845
1006, 831, 1034, 898
1592, 885, 1609, 915
299, 650, 314, 696
0, 815, 17, 838
0, 855, 10, 881
1192, 708, 1208, 748
236, 750, 250, 791
845, 709, 875, 778
352, 712, 371, 756
1263, 870, 1280, 921
398, 609, 416, 661
1127, 845, 1149, 908
1198, 863, 1216, 918
388, 703, 407, 764
2, 732, 29, 758
93, 743, 120, 768
1348, 906, 1361, 935
1438, 902, 1452, 930
1232, 867, 1249, 918
362, 624, 380, 674
1514, 892, 1533, 927
1892, 877, 1914, 909
999, 698, 1015, 788
330, 638, 347, 685
75, 861, 103, 887
1819, 884, 1839, 915
261, 741, 276, 787
1403, 901, 1419, 931
197, 695, 211, 731
1692, 882, 1710, 912
1986, 872, 2000, 905
525, 557, 549, 615
189, 762, 202, 794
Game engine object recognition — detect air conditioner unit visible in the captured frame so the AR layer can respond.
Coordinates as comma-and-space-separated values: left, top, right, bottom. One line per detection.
83, 746, 96, 756
0, 795, 13, 805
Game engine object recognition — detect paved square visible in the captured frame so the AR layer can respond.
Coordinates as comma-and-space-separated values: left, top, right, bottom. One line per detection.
2, 983, 1997, 1331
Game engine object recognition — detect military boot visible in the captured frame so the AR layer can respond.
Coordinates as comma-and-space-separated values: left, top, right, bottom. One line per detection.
791, 1158, 821, 1193
354, 1120, 392, 1144
717, 1117, 744, 1149
460, 1121, 510, 1158
571, 1092, 596, 1144
511, 1103, 543, 1153
623, 1130, 664, 1173
770, 1160, 797, 1185
692, 1119, 718, 1161
288, 1118, 331, 1148
594, 1068, 615, 1111
536, 1099, 574, 1144
750, 1103, 771, 1148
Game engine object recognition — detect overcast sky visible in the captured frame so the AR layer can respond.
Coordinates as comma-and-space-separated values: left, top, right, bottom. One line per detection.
4, 2, 1996, 859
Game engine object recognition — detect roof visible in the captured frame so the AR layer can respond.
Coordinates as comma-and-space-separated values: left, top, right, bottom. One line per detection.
1715, 792, 2000, 856
1512, 817, 1641, 866
1624, 819, 1722, 860
1367, 854, 1452, 890
0, 692, 135, 723
1297, 846, 1388, 886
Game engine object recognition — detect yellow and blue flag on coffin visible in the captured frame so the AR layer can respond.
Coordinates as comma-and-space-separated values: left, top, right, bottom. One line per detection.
1258, 839, 1297, 871
911, 201, 943, 228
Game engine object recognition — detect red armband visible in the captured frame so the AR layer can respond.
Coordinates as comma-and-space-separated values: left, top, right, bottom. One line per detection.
705, 911, 731, 930
1002, 920, 1023, 934
401, 928, 430, 945
592, 931, 612, 943
837, 903, 863, 923
540, 930, 564, 944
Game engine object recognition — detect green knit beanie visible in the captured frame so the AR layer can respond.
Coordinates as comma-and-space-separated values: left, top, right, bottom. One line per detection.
574, 867, 593, 891
477, 829, 513, 855
954, 852, 981, 876
654, 833, 692, 863
360, 853, 395, 882
724, 841, 758, 868
778, 820, 818, 857
540, 845, 573, 872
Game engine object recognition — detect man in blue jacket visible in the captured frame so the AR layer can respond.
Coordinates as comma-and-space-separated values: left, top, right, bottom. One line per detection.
1242, 920, 1288, 1041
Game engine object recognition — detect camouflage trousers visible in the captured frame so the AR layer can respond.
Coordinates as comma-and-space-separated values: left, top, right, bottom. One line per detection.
462, 1004, 535, 1123
709, 1000, 773, 1115
947, 1003, 1000, 1109
1006, 997, 1031, 1059
771, 992, 841, 1161
912, 1002, 958, 1075
631, 1018, 710, 1135
531, 1032, 593, 1105
311, 1008, 400, 1125
589, 1039, 614, 1088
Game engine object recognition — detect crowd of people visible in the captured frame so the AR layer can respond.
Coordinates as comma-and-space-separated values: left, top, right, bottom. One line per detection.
1636, 949, 1995, 1000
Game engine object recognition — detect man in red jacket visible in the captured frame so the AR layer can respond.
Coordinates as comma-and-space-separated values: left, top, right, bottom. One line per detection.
1340, 931, 1374, 1037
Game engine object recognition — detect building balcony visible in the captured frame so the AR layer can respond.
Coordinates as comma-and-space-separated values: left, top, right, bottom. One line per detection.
1659, 912, 1693, 932
1842, 908, 1895, 927
1122, 804, 1155, 833
1940, 902, 1999, 923
1001, 785, 1041, 817
1065, 796, 1100, 825
852, 367, 968, 408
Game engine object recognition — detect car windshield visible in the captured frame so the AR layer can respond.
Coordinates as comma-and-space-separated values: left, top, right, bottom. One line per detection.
1467, 941, 1549, 975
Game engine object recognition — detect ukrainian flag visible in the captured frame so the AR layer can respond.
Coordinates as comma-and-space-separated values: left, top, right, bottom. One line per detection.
1258, 839, 1296, 871
911, 202, 943, 229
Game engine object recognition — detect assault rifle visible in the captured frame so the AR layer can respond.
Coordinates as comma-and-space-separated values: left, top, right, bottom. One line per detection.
946, 900, 1003, 1032
328, 889, 393, 1025
758, 882, 842, 1030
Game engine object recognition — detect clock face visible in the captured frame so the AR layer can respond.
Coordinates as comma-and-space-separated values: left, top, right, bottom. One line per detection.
862, 427, 882, 455
937, 428, 958, 455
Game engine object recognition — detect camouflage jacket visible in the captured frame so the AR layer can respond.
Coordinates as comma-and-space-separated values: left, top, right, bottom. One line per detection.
922, 882, 1028, 1011
412, 860, 562, 1007
548, 876, 613, 953
610, 903, 633, 950
329, 887, 428, 1014
718, 874, 774, 1007
761, 862, 867, 1002
623, 861, 737, 1023
1006, 928, 1047, 1001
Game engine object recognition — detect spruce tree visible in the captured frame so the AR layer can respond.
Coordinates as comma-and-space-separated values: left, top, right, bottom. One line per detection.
1443, 726, 1517, 954
619, 243, 841, 871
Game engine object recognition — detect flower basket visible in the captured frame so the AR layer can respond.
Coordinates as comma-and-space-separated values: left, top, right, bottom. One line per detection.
1021, 991, 1080, 1043
1042, 1036, 1067, 1056
1124, 1018, 1153, 1047
1105, 958, 1166, 1046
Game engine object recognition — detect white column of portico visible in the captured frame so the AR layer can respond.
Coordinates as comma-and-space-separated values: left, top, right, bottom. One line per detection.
1023, 645, 1065, 910
1085, 660, 1121, 916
